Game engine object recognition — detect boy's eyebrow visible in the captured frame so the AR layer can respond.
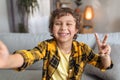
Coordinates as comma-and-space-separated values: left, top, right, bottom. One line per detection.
54, 20, 75, 22
67, 19, 76, 22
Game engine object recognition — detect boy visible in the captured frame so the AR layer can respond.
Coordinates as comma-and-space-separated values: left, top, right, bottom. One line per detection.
0, 8, 112, 80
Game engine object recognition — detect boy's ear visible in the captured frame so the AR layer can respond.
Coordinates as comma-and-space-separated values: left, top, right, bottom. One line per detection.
75, 29, 79, 33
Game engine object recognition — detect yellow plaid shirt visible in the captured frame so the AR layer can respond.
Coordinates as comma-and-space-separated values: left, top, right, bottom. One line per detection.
14, 39, 107, 80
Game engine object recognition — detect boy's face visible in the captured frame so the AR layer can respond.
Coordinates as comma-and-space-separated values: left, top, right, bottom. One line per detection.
52, 13, 78, 43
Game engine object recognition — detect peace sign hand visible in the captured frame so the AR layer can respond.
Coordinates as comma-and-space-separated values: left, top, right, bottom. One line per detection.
94, 33, 112, 68
94, 33, 111, 57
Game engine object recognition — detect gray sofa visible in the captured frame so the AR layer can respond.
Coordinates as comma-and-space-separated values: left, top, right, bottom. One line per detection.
0, 32, 119, 80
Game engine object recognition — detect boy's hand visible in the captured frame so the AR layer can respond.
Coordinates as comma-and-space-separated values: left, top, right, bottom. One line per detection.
0, 41, 9, 65
94, 33, 111, 57
0, 41, 24, 68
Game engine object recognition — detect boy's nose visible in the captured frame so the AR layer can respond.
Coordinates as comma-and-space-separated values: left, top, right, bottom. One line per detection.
60, 24, 67, 30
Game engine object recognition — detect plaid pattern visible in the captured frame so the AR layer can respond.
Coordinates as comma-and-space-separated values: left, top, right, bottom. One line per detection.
14, 39, 106, 80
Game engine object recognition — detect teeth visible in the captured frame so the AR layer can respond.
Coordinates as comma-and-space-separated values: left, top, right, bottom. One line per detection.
59, 33, 68, 36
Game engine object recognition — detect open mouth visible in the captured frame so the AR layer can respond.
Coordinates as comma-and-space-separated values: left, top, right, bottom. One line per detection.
58, 33, 70, 37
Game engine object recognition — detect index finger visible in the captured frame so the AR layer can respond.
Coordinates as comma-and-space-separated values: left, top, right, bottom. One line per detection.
94, 33, 101, 46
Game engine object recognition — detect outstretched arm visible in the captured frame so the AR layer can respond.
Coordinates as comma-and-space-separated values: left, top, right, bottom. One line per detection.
94, 33, 111, 69
0, 41, 24, 69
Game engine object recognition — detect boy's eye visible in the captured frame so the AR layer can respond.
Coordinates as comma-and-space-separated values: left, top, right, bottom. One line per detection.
67, 23, 74, 26
54, 22, 61, 25
67, 23, 72, 25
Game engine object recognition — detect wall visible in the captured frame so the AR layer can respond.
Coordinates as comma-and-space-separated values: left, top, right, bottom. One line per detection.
0, 0, 10, 33
81, 0, 120, 33
0, 0, 120, 33
59, 0, 120, 33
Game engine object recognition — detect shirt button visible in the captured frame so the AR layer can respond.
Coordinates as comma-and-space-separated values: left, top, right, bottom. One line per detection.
68, 69, 73, 77
69, 69, 72, 73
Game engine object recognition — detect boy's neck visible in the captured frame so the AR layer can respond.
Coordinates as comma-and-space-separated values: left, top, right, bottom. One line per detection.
56, 41, 72, 54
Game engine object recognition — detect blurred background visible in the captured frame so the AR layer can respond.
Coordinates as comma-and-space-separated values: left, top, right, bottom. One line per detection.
0, 0, 120, 33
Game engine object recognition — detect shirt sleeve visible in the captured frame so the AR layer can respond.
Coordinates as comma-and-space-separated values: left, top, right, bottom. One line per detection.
82, 43, 111, 71
13, 41, 47, 71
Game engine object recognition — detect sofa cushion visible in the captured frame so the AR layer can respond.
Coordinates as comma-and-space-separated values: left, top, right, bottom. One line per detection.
83, 44, 119, 80
0, 33, 51, 70
0, 70, 42, 80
